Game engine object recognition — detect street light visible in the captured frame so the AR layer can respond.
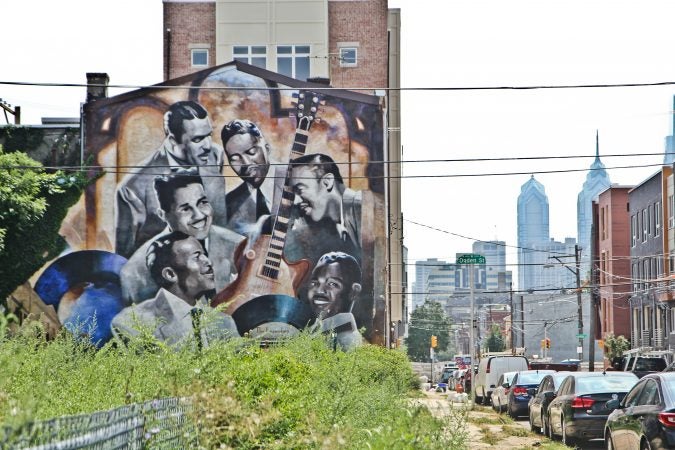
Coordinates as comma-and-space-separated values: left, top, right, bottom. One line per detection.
544, 244, 584, 363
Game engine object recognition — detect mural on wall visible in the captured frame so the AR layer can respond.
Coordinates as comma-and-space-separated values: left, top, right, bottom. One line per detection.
35, 62, 386, 349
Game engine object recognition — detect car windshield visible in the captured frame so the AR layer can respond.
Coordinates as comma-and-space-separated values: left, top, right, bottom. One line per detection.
502, 372, 516, 384
634, 358, 667, 371
660, 377, 675, 399
576, 375, 637, 394
518, 372, 551, 385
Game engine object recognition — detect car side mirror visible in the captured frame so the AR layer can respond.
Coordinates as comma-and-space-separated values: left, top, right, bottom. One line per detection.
527, 388, 537, 396
605, 399, 620, 410
543, 391, 555, 400
503, 383, 510, 388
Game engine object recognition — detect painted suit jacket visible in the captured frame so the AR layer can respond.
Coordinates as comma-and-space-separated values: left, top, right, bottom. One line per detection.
120, 224, 244, 304
225, 165, 286, 235
111, 288, 239, 347
115, 139, 227, 258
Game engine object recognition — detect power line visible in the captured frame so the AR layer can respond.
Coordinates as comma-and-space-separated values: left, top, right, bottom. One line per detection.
5, 79, 675, 91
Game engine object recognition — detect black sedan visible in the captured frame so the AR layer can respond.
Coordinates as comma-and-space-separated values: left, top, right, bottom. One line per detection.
528, 371, 573, 434
547, 372, 639, 446
604, 372, 675, 450
505, 370, 554, 418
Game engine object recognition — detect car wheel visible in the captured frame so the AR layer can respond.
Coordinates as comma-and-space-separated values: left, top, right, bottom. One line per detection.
529, 412, 538, 433
474, 393, 482, 405
547, 415, 557, 441
605, 432, 614, 450
482, 394, 491, 406
640, 438, 652, 450
561, 417, 575, 447
539, 412, 546, 435
507, 401, 517, 418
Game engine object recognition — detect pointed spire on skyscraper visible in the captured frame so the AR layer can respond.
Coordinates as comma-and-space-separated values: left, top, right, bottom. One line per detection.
595, 129, 600, 162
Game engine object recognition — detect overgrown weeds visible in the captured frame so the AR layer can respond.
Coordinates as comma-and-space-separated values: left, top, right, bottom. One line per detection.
0, 324, 467, 449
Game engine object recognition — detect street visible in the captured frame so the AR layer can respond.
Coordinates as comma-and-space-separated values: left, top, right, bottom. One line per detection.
418, 389, 606, 450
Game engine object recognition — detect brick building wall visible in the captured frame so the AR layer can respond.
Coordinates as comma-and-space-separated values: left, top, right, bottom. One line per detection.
328, 0, 388, 89
163, 1, 216, 80
597, 187, 632, 338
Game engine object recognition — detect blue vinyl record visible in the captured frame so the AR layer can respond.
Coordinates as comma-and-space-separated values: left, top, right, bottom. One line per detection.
35, 250, 128, 347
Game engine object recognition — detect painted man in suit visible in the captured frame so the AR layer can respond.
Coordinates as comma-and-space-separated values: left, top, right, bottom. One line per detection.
116, 101, 227, 258
286, 153, 362, 265
120, 169, 243, 303
307, 251, 363, 350
221, 119, 285, 235
112, 231, 239, 347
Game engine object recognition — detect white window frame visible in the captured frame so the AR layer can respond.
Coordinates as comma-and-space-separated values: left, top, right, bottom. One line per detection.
276, 45, 310, 80
669, 195, 675, 229
631, 214, 637, 247
339, 47, 358, 67
233, 45, 267, 69
655, 201, 662, 237
191, 49, 209, 67
642, 209, 648, 242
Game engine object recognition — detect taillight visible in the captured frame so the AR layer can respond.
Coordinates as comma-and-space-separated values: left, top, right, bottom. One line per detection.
571, 396, 595, 409
658, 413, 675, 428
513, 386, 528, 396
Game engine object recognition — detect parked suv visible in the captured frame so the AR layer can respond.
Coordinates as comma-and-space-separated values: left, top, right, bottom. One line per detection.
612, 355, 668, 379
473, 355, 529, 405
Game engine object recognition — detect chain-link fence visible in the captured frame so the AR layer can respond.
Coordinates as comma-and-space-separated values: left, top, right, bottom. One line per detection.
1, 397, 196, 449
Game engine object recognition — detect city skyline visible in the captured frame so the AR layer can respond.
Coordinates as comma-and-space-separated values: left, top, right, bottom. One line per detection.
4, 1, 675, 295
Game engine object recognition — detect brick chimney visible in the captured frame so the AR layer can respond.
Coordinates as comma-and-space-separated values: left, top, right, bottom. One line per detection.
86, 73, 110, 102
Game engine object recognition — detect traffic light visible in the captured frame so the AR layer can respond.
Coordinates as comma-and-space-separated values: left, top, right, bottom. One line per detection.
430, 335, 438, 348
545, 338, 551, 349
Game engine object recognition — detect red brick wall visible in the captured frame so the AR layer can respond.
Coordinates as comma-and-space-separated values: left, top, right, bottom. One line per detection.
599, 188, 632, 338
163, 2, 215, 80
328, 0, 389, 90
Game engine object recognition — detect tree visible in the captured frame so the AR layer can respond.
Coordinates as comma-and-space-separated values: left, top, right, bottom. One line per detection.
603, 333, 630, 361
405, 301, 452, 362
0, 147, 92, 303
483, 324, 506, 352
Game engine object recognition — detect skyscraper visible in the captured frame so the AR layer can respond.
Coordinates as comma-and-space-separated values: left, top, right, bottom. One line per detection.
577, 132, 611, 280
412, 258, 446, 309
517, 176, 550, 290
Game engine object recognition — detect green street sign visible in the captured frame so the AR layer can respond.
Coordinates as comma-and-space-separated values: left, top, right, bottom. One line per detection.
457, 254, 486, 264
576, 334, 588, 339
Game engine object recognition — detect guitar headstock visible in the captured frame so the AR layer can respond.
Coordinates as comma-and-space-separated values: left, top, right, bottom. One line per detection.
292, 90, 324, 131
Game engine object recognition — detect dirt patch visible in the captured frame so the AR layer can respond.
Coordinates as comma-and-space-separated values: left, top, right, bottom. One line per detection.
417, 390, 564, 449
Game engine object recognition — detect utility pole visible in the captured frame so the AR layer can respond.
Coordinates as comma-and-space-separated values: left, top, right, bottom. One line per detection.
510, 282, 515, 354
574, 244, 584, 363
469, 263, 475, 366
548, 245, 584, 364
589, 263, 599, 371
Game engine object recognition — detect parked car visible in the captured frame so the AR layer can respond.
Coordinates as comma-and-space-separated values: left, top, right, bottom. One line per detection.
613, 355, 668, 378
504, 370, 555, 418
528, 371, 573, 434
474, 355, 529, 405
491, 371, 518, 412
626, 356, 668, 379
546, 372, 639, 446
604, 372, 675, 450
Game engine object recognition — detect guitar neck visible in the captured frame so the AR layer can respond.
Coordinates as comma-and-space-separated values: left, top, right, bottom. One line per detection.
261, 104, 317, 280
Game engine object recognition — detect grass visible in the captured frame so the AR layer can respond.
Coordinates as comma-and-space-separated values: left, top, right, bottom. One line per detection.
478, 425, 501, 445
502, 425, 530, 437
0, 322, 468, 449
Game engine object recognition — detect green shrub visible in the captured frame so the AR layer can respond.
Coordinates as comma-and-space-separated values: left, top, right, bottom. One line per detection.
0, 326, 467, 449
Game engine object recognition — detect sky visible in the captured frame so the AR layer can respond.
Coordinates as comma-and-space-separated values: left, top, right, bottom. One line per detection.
3, 0, 675, 287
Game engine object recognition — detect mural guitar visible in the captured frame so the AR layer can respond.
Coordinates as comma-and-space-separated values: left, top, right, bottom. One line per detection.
213, 92, 323, 335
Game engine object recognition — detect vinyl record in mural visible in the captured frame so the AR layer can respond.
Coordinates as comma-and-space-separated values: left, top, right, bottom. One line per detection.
231, 294, 316, 339
35, 250, 128, 347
